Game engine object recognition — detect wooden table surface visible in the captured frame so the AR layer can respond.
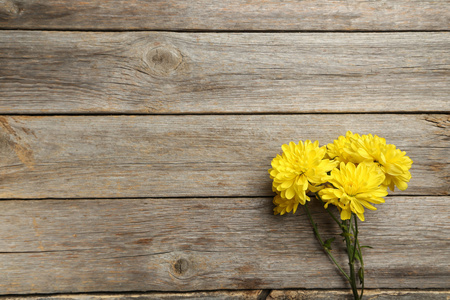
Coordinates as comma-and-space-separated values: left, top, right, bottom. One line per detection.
0, 1, 449, 299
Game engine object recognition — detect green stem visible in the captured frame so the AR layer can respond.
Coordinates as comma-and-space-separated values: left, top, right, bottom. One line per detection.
351, 217, 359, 263
343, 217, 360, 300
314, 193, 342, 227
312, 194, 364, 299
303, 203, 351, 282
326, 204, 363, 298
359, 242, 365, 299
351, 218, 365, 299
326, 206, 342, 226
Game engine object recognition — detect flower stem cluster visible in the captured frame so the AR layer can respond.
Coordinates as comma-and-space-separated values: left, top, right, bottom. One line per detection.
269, 132, 413, 300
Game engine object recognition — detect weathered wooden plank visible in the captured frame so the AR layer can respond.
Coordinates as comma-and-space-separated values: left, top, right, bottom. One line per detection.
0, 115, 447, 199
268, 290, 450, 299
0, 0, 448, 31
1, 290, 264, 300
1, 31, 449, 114
1, 290, 449, 300
0, 196, 448, 294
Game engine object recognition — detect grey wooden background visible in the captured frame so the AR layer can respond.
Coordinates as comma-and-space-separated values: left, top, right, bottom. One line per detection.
0, 0, 449, 299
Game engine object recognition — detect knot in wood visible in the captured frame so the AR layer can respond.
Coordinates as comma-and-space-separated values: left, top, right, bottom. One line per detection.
173, 258, 189, 276
0, 0, 20, 19
145, 45, 183, 77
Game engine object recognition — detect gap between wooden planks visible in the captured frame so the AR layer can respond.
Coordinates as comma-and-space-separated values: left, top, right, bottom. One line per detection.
0, 32, 449, 114
0, 196, 448, 294
0, 0, 448, 31
0, 114, 447, 199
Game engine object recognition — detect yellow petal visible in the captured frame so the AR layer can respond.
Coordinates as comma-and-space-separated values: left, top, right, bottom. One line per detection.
341, 209, 351, 220
285, 187, 295, 199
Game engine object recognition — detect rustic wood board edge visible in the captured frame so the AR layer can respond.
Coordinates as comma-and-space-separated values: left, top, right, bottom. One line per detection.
1, 289, 449, 299
0, 0, 449, 31
0, 196, 448, 294
267, 289, 450, 300
0, 114, 450, 199
0, 114, 447, 199
1, 31, 449, 114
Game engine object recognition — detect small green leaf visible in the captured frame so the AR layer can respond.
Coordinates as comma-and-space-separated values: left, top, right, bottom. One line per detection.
323, 237, 335, 250
340, 232, 353, 238
361, 245, 373, 249
358, 267, 364, 284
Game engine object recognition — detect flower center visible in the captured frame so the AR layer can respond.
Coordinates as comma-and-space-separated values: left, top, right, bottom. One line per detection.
346, 181, 358, 196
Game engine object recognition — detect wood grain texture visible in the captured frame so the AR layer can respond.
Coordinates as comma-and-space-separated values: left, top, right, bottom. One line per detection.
2, 290, 449, 300
0, 0, 449, 31
0, 196, 448, 294
268, 290, 450, 299
1, 31, 449, 114
0, 114, 447, 199
1, 290, 264, 300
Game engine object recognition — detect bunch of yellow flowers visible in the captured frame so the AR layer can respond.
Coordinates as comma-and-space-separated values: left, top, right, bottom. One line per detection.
269, 131, 412, 300
269, 131, 413, 221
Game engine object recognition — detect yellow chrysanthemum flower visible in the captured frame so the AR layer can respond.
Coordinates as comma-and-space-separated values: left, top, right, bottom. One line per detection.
377, 144, 413, 191
269, 140, 338, 212
319, 162, 388, 221
345, 133, 413, 191
273, 194, 297, 215
326, 131, 360, 164
345, 133, 386, 163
